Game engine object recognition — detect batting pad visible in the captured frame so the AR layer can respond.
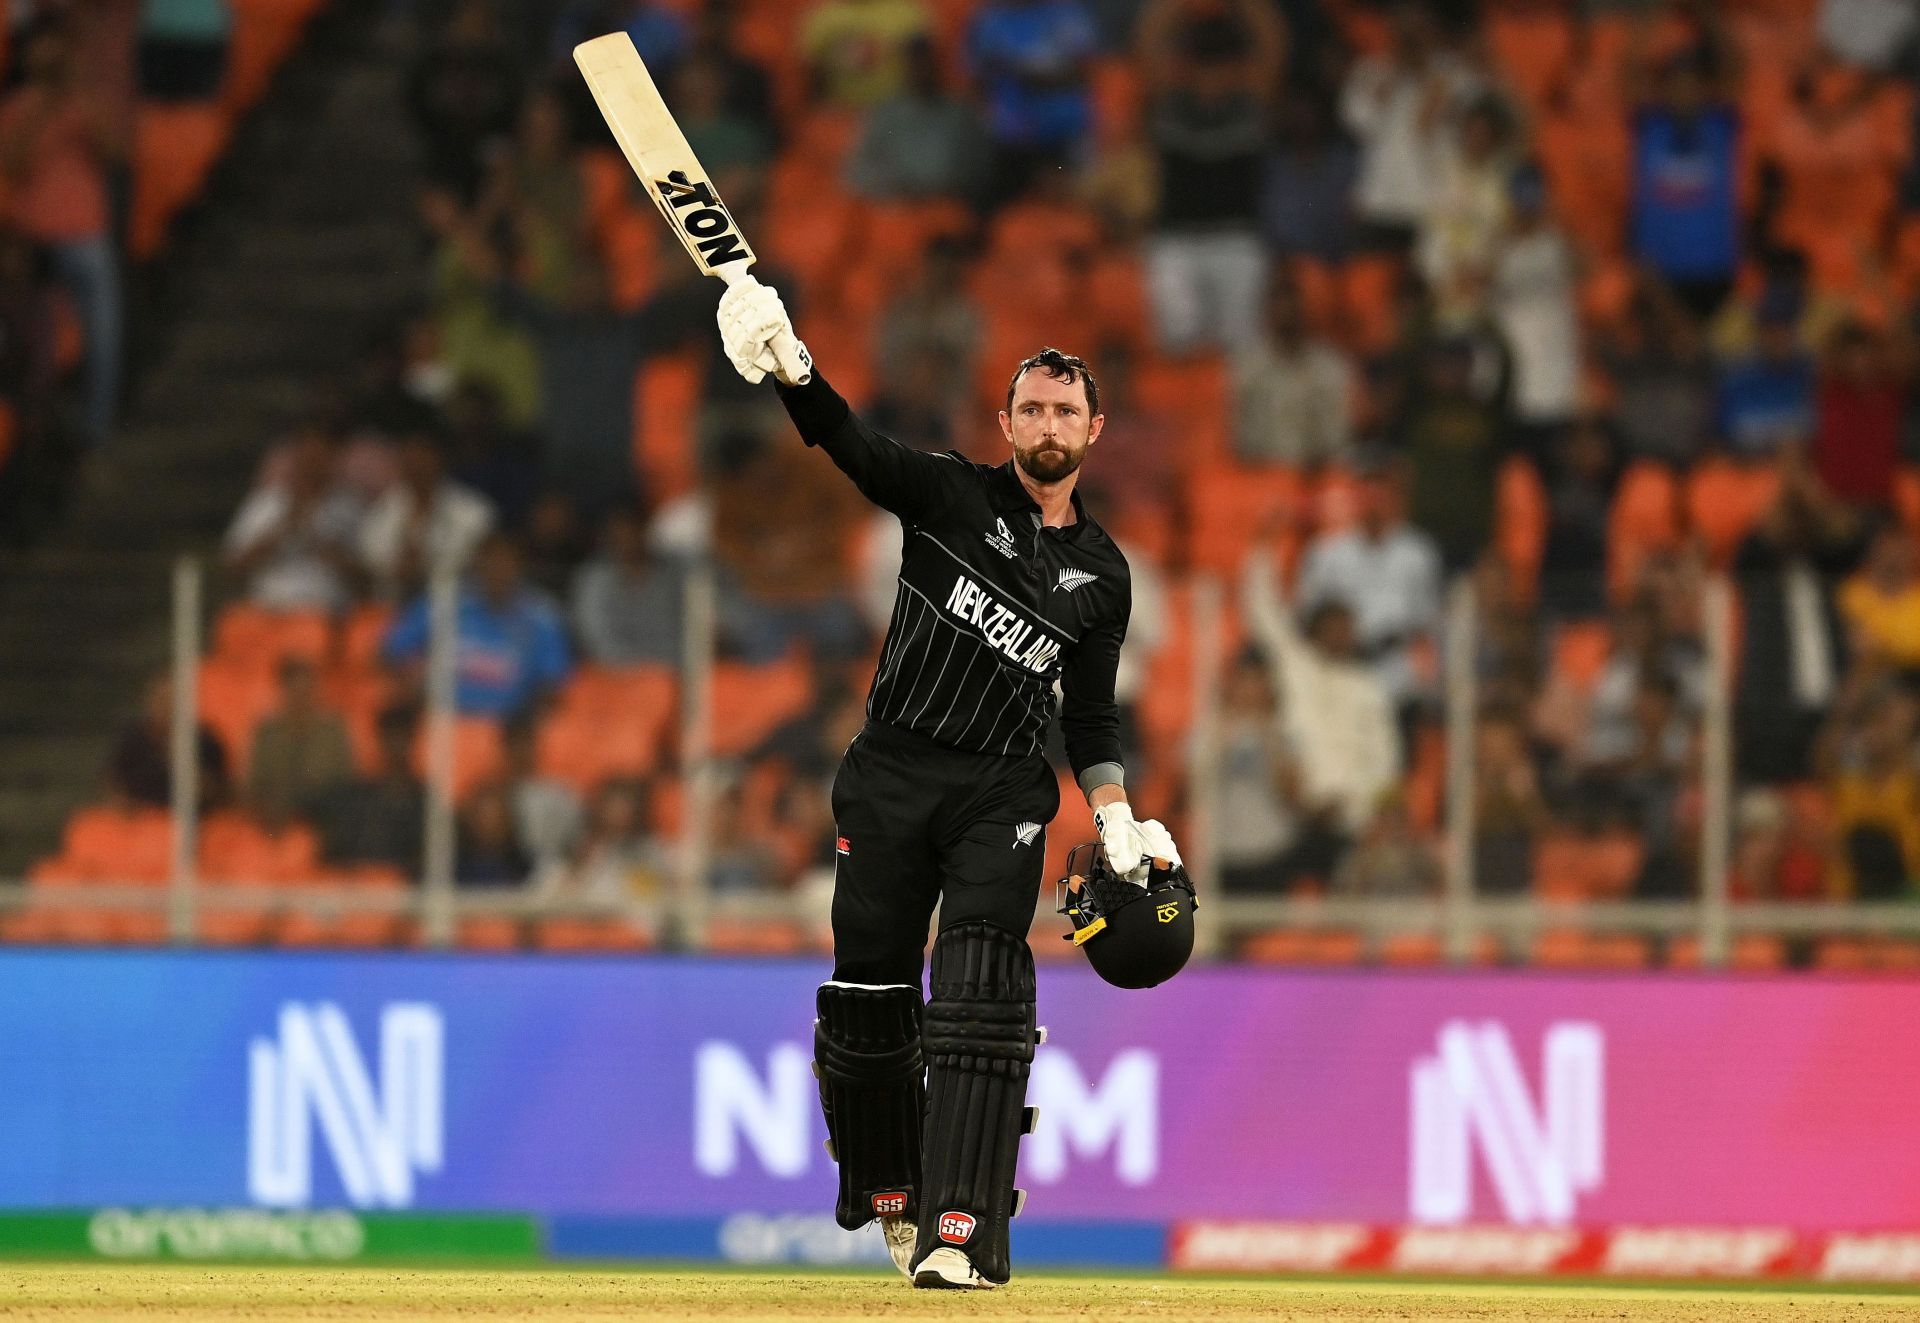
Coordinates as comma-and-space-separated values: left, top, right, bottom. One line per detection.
914, 921, 1038, 1284
814, 982, 926, 1230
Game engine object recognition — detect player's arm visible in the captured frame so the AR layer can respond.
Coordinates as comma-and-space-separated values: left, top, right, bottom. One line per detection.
718, 275, 957, 522
1060, 583, 1182, 881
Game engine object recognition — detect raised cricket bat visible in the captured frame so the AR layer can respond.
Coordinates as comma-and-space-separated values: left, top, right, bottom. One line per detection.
574, 32, 811, 384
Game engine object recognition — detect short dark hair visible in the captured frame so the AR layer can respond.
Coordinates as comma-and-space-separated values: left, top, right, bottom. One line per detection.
1005, 347, 1098, 417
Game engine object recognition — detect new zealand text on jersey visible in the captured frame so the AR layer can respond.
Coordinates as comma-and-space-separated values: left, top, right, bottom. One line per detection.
944, 573, 1063, 674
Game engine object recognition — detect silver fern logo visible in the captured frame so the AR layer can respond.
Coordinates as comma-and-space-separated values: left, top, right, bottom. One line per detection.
1012, 822, 1041, 848
1055, 568, 1097, 593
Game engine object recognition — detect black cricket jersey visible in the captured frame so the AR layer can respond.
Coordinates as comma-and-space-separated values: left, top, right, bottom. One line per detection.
775, 372, 1132, 794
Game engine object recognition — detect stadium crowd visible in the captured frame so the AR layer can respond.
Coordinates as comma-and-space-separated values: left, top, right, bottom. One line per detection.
14, 0, 1920, 965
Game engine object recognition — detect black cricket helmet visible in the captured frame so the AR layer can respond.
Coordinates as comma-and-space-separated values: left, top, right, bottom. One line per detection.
1055, 841, 1197, 988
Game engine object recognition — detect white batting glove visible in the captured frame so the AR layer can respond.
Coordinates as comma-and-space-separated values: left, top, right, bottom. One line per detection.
1093, 803, 1182, 886
716, 275, 809, 386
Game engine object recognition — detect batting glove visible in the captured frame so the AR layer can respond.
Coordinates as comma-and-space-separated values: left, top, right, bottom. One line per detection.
716, 275, 809, 386
1093, 803, 1183, 886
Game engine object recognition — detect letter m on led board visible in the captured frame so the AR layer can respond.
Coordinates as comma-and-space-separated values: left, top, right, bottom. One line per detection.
249, 1002, 444, 1208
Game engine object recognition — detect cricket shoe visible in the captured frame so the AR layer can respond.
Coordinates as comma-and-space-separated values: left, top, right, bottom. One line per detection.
912, 1247, 996, 1290
880, 1215, 916, 1279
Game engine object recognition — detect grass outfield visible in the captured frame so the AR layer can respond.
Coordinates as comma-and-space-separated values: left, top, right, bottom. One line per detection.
4, 1267, 1920, 1322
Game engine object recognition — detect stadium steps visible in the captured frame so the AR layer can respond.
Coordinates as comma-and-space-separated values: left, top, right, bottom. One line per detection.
0, 0, 424, 877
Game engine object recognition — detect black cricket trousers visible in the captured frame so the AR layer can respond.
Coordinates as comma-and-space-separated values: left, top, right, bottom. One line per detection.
829, 719, 1061, 986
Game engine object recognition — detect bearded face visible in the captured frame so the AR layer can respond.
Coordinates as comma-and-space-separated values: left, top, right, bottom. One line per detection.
1001, 367, 1102, 481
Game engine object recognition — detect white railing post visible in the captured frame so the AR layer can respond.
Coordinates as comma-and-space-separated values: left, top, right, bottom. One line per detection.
420, 561, 459, 947
1186, 575, 1226, 957
677, 557, 718, 948
168, 556, 202, 945
1441, 575, 1479, 964
1699, 576, 1734, 968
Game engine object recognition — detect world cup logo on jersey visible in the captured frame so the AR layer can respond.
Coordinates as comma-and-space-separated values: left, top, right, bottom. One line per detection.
937, 1211, 977, 1244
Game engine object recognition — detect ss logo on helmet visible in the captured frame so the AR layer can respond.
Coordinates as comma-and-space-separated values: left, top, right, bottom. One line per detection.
1156, 902, 1180, 923
937, 1211, 976, 1243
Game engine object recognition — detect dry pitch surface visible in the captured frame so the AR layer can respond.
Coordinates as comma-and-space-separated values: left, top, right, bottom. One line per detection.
4, 1267, 1920, 1322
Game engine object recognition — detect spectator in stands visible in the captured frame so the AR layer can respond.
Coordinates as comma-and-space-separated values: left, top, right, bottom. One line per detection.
1731, 445, 1863, 783
407, 0, 521, 197
1418, 95, 1517, 320
1590, 672, 1695, 899
1715, 286, 1817, 458
686, 0, 776, 142
1331, 791, 1439, 898
571, 507, 685, 666
1572, 599, 1704, 774
442, 379, 539, 533
1820, 0, 1919, 72
1729, 787, 1826, 903
308, 705, 426, 877
1394, 334, 1511, 573
1339, 2, 1482, 250
1242, 539, 1401, 852
455, 781, 532, 889
522, 491, 594, 603
358, 427, 496, 598
1628, 50, 1743, 321
1768, 57, 1903, 292
247, 656, 354, 821
480, 87, 592, 311
712, 445, 871, 663
555, 0, 689, 74
1230, 267, 1354, 468
846, 37, 990, 204
110, 671, 229, 812
418, 185, 542, 430
1261, 89, 1358, 264
1817, 682, 1920, 898
384, 532, 573, 721
1472, 708, 1546, 894
1208, 648, 1308, 894
557, 778, 672, 905
1815, 320, 1904, 511
0, 22, 124, 446
708, 778, 782, 892
137, 0, 231, 102
672, 56, 772, 184
967, 0, 1100, 194
1599, 279, 1714, 467
802, 0, 930, 108
1537, 418, 1619, 620
1135, 0, 1281, 354
1492, 165, 1582, 450
866, 345, 964, 453
1294, 469, 1442, 717
1840, 524, 1920, 673
223, 423, 365, 612
501, 715, 583, 884
875, 238, 983, 413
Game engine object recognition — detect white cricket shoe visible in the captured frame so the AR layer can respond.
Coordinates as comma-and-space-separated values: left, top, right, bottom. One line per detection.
912, 1246, 996, 1290
880, 1215, 916, 1279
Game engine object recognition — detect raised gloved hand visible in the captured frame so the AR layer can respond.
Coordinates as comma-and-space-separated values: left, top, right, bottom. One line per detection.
715, 273, 811, 386
1093, 802, 1182, 886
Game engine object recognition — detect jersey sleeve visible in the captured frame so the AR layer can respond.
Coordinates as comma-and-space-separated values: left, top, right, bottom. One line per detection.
1059, 574, 1130, 796
774, 371, 963, 523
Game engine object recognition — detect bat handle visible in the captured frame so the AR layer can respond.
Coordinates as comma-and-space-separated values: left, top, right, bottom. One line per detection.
719, 264, 812, 386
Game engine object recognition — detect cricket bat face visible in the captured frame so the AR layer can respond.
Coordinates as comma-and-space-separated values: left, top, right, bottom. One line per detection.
574, 33, 755, 277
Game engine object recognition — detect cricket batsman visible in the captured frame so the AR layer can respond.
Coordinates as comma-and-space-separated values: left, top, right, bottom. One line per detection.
715, 276, 1183, 1289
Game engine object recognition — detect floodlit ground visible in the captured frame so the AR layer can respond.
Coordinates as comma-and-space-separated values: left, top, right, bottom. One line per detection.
4, 1267, 1919, 1322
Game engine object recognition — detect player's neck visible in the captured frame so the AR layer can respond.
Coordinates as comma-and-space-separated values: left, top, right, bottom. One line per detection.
1015, 466, 1079, 528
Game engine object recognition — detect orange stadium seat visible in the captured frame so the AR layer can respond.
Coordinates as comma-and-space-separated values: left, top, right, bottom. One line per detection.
1687, 457, 1779, 567
1530, 929, 1654, 970
274, 865, 411, 948
213, 604, 330, 671
1666, 933, 1788, 971
129, 102, 232, 259
1239, 929, 1365, 966
409, 716, 506, 803
1496, 457, 1547, 600
704, 917, 810, 954
1607, 461, 1682, 601
533, 917, 656, 952
634, 351, 702, 503
538, 665, 677, 792
198, 659, 281, 777
1185, 463, 1305, 577
224, 0, 320, 115
708, 660, 813, 757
